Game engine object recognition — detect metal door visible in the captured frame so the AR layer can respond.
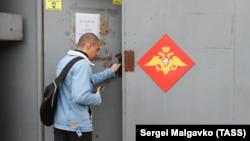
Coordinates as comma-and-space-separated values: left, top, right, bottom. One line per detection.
122, 0, 250, 141
44, 0, 122, 141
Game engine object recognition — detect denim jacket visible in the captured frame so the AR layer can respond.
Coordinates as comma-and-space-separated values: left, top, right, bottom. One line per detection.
53, 50, 115, 133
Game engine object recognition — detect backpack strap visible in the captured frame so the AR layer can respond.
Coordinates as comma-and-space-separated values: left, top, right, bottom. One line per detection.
54, 56, 83, 85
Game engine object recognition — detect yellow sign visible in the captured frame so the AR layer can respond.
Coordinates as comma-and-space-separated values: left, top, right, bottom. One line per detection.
113, 0, 122, 5
45, 0, 62, 11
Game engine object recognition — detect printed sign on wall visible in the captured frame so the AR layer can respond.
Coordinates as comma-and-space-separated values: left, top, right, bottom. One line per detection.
45, 0, 62, 11
113, 0, 122, 5
137, 34, 195, 93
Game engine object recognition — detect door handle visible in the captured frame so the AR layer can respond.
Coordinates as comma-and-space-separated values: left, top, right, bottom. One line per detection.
115, 53, 122, 77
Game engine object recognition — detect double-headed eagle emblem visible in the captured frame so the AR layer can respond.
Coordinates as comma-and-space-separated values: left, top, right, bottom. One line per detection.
145, 46, 187, 75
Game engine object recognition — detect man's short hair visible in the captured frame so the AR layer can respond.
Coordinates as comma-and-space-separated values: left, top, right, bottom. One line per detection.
77, 33, 100, 48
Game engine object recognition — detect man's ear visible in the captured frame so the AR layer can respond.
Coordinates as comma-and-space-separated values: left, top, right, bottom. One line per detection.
86, 43, 91, 49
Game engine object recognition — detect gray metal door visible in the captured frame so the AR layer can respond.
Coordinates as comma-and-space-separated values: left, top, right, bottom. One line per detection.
122, 0, 250, 141
44, 0, 122, 141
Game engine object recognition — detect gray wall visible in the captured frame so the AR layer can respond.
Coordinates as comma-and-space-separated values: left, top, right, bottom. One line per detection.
0, 0, 41, 141
123, 0, 250, 141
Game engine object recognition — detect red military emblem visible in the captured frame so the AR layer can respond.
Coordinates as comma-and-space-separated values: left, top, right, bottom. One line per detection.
137, 34, 195, 92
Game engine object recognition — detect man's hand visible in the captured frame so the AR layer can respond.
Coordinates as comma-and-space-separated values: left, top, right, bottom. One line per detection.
110, 63, 121, 72
96, 86, 105, 94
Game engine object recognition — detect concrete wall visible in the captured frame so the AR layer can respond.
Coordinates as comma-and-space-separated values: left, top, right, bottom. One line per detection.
0, 0, 42, 141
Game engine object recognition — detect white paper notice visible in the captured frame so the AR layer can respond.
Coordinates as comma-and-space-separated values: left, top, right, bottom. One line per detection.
75, 13, 100, 43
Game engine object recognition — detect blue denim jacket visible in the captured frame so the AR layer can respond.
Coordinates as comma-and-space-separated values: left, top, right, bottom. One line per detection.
53, 50, 115, 133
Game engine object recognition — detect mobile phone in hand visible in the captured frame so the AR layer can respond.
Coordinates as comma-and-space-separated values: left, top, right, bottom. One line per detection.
98, 86, 105, 92
94, 86, 105, 93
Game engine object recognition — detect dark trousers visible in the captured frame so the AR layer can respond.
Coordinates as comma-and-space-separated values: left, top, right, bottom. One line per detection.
54, 128, 92, 141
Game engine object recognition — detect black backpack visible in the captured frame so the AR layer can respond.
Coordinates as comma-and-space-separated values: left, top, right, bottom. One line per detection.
40, 56, 83, 126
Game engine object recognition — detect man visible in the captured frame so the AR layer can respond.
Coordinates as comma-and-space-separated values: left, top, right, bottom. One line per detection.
53, 33, 121, 141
